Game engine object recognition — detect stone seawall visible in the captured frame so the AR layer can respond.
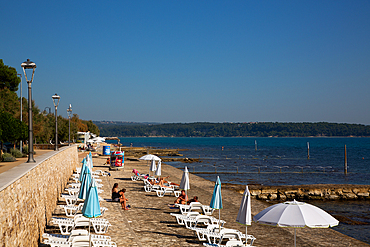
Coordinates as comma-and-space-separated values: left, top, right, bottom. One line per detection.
245, 184, 370, 201
0, 146, 78, 247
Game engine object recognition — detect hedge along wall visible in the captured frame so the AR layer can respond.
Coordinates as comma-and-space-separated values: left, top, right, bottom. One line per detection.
0, 145, 78, 247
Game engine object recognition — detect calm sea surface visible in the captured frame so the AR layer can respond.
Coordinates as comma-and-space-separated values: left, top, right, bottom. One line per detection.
109, 137, 370, 244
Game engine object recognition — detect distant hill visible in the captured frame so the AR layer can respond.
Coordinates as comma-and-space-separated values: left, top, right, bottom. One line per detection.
95, 122, 370, 137
93, 121, 161, 126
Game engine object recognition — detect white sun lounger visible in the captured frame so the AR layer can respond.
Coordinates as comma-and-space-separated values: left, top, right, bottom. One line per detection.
155, 186, 181, 197
45, 236, 116, 247
51, 215, 111, 235
203, 228, 255, 246
175, 202, 215, 215
143, 179, 161, 192
43, 229, 111, 243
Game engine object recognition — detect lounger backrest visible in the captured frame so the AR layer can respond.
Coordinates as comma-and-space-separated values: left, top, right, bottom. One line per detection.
207, 224, 220, 231
225, 240, 244, 247
188, 202, 203, 213
219, 229, 241, 242
195, 215, 212, 225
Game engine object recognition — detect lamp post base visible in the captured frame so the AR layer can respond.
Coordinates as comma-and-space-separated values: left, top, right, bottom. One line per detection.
27, 155, 36, 163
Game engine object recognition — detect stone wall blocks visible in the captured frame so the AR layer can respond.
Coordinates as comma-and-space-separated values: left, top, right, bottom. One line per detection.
0, 146, 78, 247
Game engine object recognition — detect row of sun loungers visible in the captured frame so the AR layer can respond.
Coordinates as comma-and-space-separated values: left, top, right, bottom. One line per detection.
131, 167, 257, 246
170, 201, 256, 247
42, 164, 116, 247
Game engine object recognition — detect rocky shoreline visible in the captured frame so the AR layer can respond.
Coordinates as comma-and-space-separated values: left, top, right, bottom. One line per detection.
120, 146, 370, 201
224, 184, 370, 201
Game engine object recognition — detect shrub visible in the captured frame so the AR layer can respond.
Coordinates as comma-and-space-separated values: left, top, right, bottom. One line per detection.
10, 148, 23, 158
2, 153, 16, 162
22, 145, 29, 154
22, 146, 36, 155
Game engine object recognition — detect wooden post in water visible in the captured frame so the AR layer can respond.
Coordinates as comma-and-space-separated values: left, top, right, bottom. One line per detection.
255, 140, 257, 151
237, 167, 238, 173
307, 142, 310, 159
344, 145, 347, 175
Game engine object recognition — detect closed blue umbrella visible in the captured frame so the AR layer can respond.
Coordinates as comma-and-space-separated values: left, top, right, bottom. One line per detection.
81, 178, 101, 218
81, 178, 101, 247
89, 152, 93, 169
210, 176, 223, 228
78, 166, 91, 200
78, 158, 87, 182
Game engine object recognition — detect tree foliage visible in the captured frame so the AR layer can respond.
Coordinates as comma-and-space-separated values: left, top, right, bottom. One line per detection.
0, 59, 20, 91
97, 122, 370, 137
0, 59, 100, 146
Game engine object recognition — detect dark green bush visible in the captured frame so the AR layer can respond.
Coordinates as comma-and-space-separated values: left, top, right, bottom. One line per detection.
10, 148, 23, 158
2, 153, 16, 162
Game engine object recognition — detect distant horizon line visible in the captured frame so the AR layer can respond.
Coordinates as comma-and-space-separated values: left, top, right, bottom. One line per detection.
92, 120, 370, 126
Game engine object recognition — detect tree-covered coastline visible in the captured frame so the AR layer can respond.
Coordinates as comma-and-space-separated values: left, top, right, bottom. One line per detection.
96, 122, 370, 137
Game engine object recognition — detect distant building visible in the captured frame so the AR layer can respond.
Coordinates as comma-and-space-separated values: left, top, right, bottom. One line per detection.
77, 131, 92, 148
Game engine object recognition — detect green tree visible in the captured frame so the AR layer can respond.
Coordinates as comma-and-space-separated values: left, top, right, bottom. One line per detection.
0, 59, 20, 91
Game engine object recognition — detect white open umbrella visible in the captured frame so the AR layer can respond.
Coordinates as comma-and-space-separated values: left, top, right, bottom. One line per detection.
140, 154, 161, 176
253, 199, 339, 247
139, 154, 161, 161
236, 186, 252, 238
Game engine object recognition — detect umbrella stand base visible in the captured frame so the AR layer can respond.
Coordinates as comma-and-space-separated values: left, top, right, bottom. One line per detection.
109, 166, 124, 171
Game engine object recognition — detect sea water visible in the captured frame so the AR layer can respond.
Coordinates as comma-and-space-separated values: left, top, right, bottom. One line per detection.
109, 137, 370, 244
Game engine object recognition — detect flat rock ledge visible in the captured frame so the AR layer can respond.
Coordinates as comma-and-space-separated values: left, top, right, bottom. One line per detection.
224, 184, 370, 201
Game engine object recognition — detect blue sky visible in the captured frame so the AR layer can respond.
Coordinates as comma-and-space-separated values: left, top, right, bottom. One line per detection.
1, 1, 370, 124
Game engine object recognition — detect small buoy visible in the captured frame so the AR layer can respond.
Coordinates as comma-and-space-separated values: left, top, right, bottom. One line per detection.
362, 157, 364, 159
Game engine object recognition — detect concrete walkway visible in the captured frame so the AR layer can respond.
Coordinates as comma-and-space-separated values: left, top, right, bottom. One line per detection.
47, 155, 369, 247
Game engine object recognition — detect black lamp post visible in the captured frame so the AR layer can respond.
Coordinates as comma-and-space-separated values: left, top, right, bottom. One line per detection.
21, 59, 36, 163
67, 104, 72, 146
52, 94, 60, 151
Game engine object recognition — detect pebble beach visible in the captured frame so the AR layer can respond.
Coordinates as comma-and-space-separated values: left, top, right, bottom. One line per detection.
45, 153, 369, 246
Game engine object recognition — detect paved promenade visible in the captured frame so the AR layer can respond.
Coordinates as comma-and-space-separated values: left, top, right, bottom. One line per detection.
49, 154, 368, 247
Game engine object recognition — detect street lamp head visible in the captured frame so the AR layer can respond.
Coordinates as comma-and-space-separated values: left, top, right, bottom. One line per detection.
67, 104, 72, 117
52, 93, 60, 108
21, 59, 36, 83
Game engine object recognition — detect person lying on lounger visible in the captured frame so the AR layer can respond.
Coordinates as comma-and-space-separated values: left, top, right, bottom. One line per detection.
187, 196, 199, 205
174, 190, 188, 205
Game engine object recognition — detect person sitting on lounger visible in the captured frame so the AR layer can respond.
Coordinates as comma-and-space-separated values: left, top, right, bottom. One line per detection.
187, 196, 199, 205
174, 190, 188, 205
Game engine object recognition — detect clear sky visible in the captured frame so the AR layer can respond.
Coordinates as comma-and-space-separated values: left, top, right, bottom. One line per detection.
1, 1, 370, 124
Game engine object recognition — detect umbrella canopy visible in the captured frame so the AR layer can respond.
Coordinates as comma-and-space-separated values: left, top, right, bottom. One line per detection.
89, 152, 93, 169
81, 178, 101, 247
78, 158, 87, 182
150, 159, 157, 172
236, 185, 252, 236
81, 178, 101, 218
210, 176, 222, 209
210, 176, 223, 230
179, 166, 190, 191
84, 153, 93, 170
139, 154, 161, 161
155, 160, 162, 176
78, 166, 91, 200
253, 199, 339, 247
